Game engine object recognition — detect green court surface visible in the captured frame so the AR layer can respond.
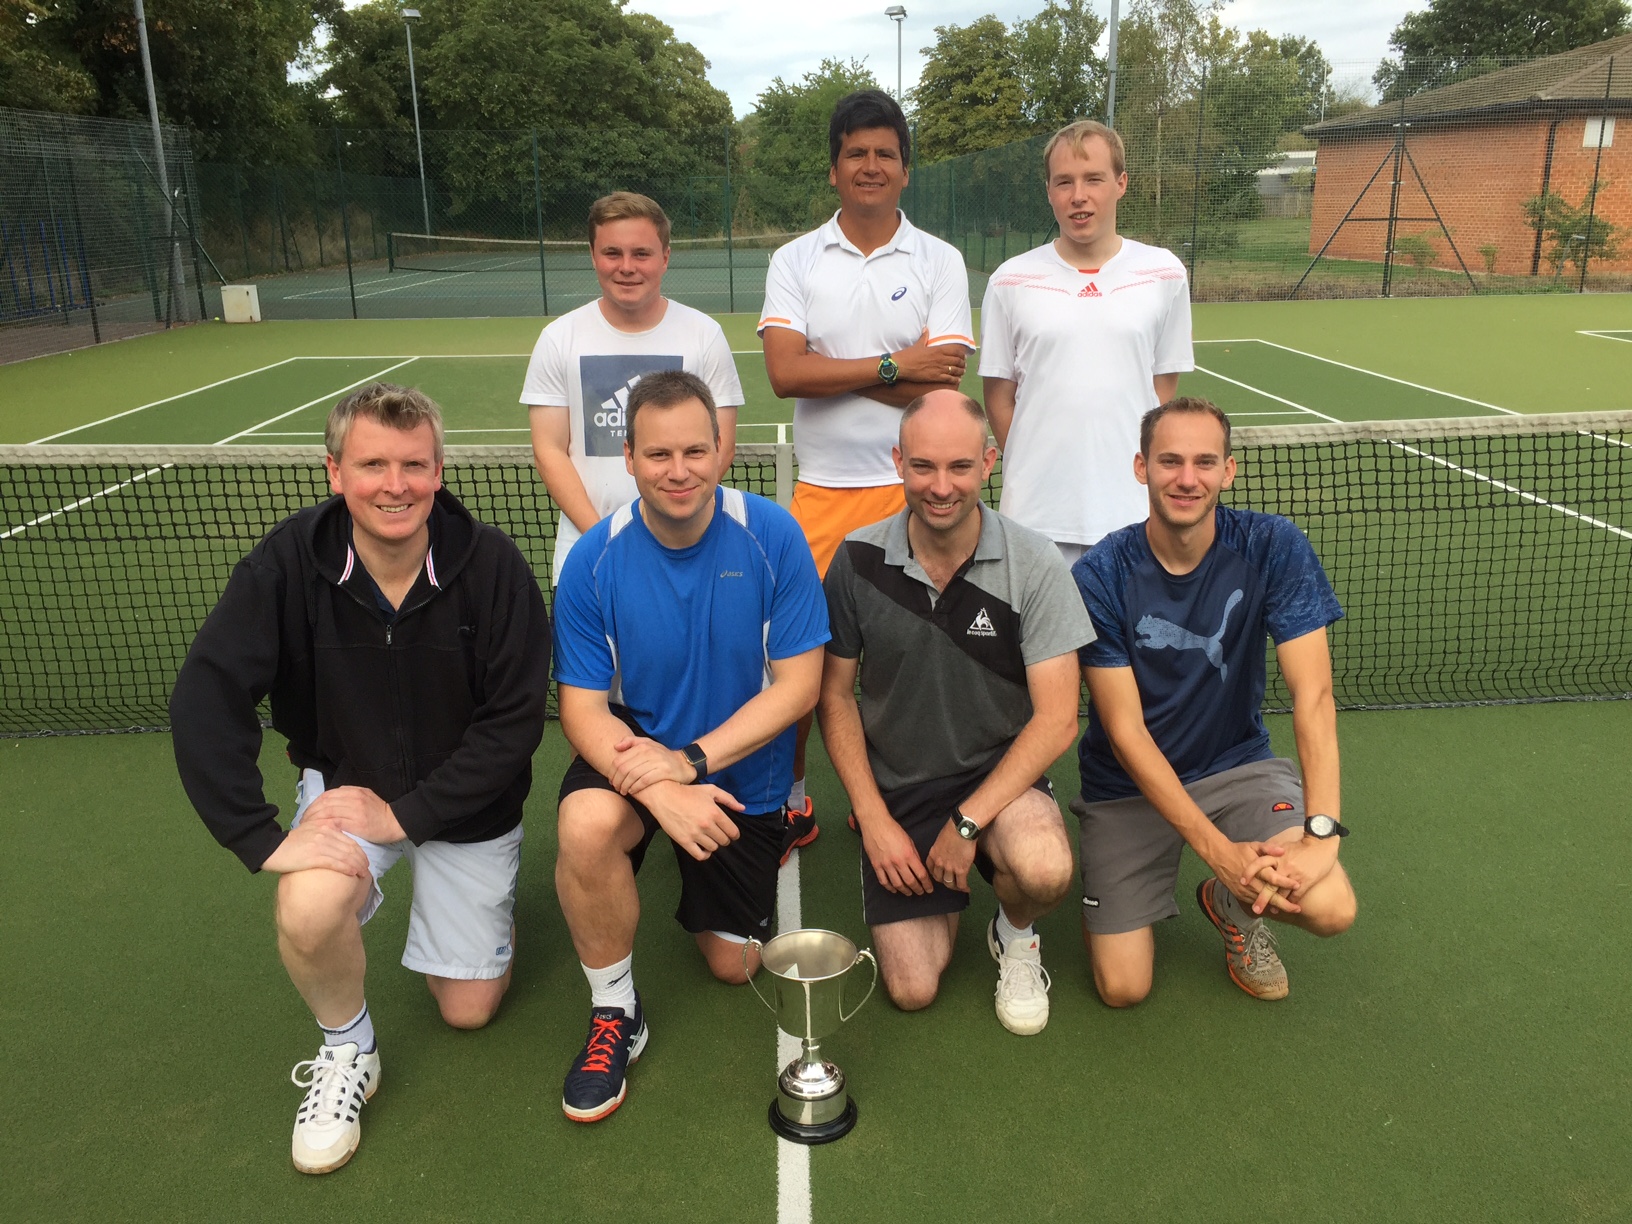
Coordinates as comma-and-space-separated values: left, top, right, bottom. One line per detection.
6, 292, 1632, 447
4, 703, 1632, 1221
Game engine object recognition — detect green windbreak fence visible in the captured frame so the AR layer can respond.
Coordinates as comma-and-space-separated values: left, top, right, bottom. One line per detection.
7, 41, 1632, 358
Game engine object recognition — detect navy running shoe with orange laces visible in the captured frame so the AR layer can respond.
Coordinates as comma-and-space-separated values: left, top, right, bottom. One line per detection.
562, 995, 648, 1122
780, 796, 819, 865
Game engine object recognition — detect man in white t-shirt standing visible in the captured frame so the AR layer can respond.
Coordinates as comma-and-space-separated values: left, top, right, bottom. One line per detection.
981, 120, 1194, 564
522, 191, 744, 581
759, 88, 975, 825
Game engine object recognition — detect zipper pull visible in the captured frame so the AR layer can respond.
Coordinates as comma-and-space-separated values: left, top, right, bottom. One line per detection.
386, 624, 393, 646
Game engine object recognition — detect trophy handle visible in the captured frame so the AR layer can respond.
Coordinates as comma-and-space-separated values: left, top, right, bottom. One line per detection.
743, 938, 777, 1013
839, 949, 878, 1023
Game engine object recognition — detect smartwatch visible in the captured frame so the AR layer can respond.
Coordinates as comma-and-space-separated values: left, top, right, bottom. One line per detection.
1304, 813, 1349, 839
877, 353, 901, 386
680, 742, 708, 782
953, 806, 982, 841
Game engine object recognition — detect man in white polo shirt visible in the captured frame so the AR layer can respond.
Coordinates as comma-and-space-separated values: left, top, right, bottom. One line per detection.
759, 88, 975, 822
981, 120, 1194, 564
523, 191, 744, 582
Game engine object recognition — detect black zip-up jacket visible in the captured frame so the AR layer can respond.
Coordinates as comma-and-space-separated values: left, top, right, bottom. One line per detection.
170, 489, 551, 872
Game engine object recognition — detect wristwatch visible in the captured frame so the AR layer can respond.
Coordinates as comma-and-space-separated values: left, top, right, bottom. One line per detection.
877, 352, 901, 386
1304, 813, 1349, 839
680, 742, 708, 782
953, 806, 982, 841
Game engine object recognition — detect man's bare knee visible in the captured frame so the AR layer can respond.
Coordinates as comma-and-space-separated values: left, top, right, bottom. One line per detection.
430, 976, 508, 1030
1301, 890, 1357, 938
276, 869, 367, 955
884, 972, 940, 1012
1094, 970, 1152, 1009
1011, 853, 1075, 907
697, 933, 756, 984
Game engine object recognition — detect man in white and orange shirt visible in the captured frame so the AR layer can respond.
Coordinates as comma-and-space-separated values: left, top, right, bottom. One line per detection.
759, 88, 975, 830
981, 120, 1195, 565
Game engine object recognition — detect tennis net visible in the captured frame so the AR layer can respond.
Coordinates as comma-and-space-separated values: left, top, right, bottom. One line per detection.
2, 414, 1629, 735
387, 230, 802, 275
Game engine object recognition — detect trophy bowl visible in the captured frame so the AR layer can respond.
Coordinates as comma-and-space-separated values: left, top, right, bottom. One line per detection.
745, 928, 877, 1144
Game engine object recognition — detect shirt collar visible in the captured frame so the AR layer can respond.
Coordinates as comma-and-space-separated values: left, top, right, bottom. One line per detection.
881, 502, 1004, 581
819, 209, 916, 257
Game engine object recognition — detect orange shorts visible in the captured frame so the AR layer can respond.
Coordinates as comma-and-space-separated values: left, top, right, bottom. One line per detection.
789, 482, 907, 579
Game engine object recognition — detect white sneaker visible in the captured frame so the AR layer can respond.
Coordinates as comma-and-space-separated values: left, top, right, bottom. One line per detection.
289, 1042, 380, 1174
986, 915, 1052, 1036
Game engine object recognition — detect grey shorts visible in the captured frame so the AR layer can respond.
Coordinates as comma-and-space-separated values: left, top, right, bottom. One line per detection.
1069, 757, 1305, 935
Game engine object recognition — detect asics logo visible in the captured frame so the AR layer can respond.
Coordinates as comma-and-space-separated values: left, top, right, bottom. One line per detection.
1134, 589, 1243, 680
891, 285, 908, 300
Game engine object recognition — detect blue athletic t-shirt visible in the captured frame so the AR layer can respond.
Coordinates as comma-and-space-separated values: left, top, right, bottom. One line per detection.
1073, 506, 1342, 802
552, 486, 830, 814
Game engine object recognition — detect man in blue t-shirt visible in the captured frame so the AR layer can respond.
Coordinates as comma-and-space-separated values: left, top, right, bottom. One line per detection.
551, 369, 830, 1123
1072, 397, 1357, 1006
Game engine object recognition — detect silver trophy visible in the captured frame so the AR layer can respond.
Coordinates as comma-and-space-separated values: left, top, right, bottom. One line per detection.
744, 928, 877, 1144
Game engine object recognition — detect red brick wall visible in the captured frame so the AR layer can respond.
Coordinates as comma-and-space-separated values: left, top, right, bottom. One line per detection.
1310, 116, 1632, 275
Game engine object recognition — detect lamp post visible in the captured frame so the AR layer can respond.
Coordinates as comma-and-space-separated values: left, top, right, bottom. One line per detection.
132, 0, 186, 308
402, 7, 431, 236
1105, 0, 1120, 127
885, 6, 907, 103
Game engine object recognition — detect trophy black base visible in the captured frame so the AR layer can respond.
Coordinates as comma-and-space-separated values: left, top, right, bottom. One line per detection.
768, 1097, 857, 1145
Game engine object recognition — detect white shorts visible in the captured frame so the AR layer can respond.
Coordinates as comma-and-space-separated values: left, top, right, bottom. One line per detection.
293, 769, 521, 980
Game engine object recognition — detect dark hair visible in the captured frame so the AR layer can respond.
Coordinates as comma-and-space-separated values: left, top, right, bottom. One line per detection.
829, 89, 912, 169
626, 369, 718, 449
326, 382, 444, 462
1140, 396, 1232, 457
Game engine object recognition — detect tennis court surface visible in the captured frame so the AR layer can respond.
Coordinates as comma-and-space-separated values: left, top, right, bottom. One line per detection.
4, 293, 1632, 1221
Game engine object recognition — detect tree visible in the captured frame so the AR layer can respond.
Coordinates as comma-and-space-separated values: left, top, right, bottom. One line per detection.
1376, 0, 1631, 98
0, 1, 98, 113
1524, 182, 1621, 274
912, 15, 1030, 163
1012, 0, 1106, 132
737, 58, 876, 231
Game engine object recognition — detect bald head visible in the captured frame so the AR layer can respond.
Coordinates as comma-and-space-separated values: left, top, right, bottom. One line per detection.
899, 389, 987, 455
893, 390, 997, 541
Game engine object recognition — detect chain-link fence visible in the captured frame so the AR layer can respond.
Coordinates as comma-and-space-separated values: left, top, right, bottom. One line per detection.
8, 41, 1632, 357
0, 109, 209, 363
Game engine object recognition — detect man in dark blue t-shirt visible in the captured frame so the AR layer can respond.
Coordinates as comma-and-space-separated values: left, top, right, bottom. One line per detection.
1072, 397, 1357, 1006
551, 369, 829, 1124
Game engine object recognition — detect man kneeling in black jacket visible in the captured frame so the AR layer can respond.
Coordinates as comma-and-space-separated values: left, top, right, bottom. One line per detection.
171, 383, 551, 1175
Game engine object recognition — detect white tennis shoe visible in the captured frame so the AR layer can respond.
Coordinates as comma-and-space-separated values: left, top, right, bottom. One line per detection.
290, 1041, 380, 1174
987, 915, 1052, 1035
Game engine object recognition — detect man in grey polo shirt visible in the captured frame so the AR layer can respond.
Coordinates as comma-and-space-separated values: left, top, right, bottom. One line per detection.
817, 389, 1093, 1034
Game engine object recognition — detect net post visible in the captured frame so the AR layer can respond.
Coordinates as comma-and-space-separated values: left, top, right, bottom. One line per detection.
774, 442, 794, 509
532, 128, 549, 316
334, 129, 358, 320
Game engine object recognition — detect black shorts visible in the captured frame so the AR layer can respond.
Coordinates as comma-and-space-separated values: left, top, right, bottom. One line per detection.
558, 707, 780, 940
857, 756, 1054, 927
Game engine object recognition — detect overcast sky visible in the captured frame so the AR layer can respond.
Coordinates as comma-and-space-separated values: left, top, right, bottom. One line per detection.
627, 0, 1420, 116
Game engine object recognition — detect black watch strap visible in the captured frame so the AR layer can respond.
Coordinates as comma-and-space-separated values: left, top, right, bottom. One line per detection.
681, 742, 708, 782
953, 806, 981, 840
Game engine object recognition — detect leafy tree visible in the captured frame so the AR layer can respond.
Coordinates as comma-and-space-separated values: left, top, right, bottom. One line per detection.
1524, 183, 1621, 274
737, 57, 876, 231
0, 1, 98, 113
1376, 0, 1631, 98
912, 15, 1030, 162
1012, 0, 1106, 132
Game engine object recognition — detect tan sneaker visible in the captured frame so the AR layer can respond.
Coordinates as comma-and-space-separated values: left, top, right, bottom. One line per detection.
1196, 878, 1289, 1001
290, 1042, 380, 1174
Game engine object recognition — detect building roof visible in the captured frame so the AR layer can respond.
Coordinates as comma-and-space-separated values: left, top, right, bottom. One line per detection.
1308, 32, 1632, 136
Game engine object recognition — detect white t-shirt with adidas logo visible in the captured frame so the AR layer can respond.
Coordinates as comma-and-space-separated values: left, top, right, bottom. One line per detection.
979, 237, 1193, 546
521, 299, 744, 577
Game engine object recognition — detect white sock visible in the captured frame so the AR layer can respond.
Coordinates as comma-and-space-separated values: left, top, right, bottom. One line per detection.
786, 777, 806, 812
995, 907, 1033, 948
583, 954, 638, 1015
320, 1001, 375, 1054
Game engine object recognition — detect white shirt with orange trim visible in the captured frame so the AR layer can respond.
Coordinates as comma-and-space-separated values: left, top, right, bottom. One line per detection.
980, 238, 1193, 546
758, 211, 974, 488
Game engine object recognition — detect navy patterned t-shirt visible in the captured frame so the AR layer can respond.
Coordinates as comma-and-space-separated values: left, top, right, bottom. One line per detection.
1072, 506, 1342, 802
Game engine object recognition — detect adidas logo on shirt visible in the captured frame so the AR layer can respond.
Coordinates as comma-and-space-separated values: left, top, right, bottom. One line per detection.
1078, 282, 1101, 298
968, 607, 997, 637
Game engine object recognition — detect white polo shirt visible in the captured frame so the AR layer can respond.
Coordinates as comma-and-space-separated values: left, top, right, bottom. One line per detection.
520, 298, 743, 578
980, 238, 1193, 546
758, 211, 974, 488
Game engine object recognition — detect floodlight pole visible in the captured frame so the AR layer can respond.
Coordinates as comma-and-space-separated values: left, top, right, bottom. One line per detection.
1105, 0, 1121, 127
403, 8, 431, 236
132, 0, 186, 310
885, 7, 907, 102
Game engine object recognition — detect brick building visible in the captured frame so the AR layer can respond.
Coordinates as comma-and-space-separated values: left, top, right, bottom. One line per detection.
1307, 34, 1632, 279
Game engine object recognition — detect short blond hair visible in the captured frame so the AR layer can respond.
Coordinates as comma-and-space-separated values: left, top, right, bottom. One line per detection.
1042, 120, 1126, 181
587, 191, 671, 248
326, 383, 444, 463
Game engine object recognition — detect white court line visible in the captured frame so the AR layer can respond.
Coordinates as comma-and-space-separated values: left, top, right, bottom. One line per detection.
1226, 410, 1313, 417
351, 272, 474, 299
290, 353, 532, 359
775, 849, 811, 1224
215, 359, 419, 445
1202, 366, 1631, 541
30, 357, 301, 444
1577, 329, 1632, 343
1247, 338, 1522, 417
1191, 365, 1340, 423
1, 465, 170, 541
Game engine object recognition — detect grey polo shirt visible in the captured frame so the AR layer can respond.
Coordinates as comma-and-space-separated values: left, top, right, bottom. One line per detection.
825, 503, 1095, 793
